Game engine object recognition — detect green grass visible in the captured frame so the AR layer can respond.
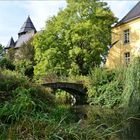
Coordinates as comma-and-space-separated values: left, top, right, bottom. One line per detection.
1, 58, 140, 139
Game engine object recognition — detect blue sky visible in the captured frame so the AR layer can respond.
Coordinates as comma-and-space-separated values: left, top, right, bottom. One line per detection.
0, 1, 139, 46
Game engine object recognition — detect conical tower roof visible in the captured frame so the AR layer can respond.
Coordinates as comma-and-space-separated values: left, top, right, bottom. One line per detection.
18, 16, 36, 36
5, 37, 15, 49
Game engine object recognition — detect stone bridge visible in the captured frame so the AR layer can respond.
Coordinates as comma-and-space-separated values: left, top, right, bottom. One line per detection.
42, 82, 87, 105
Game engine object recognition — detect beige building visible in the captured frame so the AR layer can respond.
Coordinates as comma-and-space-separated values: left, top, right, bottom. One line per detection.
106, 2, 140, 68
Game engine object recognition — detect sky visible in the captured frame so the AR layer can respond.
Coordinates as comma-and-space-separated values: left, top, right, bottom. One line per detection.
0, 0, 139, 46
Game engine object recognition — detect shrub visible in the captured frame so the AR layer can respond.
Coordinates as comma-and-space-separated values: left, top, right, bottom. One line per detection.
0, 70, 55, 123
0, 58, 15, 70
88, 67, 125, 108
0, 70, 28, 93
0, 88, 34, 123
15, 60, 34, 78
122, 57, 140, 115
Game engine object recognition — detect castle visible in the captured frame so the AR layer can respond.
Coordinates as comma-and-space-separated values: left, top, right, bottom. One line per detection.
4, 16, 36, 51
6, 2, 140, 68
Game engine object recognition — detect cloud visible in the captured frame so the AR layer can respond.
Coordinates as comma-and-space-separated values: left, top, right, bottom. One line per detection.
0, 1, 67, 45
17, 1, 138, 31
0, 1, 139, 46
23, 1, 67, 31
107, 1, 138, 20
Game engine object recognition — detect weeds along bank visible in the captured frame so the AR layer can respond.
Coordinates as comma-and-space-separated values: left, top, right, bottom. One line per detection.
0, 69, 120, 139
0, 70, 54, 139
87, 57, 140, 139
1, 58, 140, 139
65, 57, 140, 139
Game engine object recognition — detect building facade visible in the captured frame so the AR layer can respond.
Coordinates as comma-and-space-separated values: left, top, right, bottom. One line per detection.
106, 2, 140, 68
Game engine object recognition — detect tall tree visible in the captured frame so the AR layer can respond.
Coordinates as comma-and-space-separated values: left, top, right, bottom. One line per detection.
33, 0, 117, 78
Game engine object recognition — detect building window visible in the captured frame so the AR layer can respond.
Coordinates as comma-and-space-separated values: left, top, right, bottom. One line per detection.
124, 29, 130, 44
124, 52, 130, 64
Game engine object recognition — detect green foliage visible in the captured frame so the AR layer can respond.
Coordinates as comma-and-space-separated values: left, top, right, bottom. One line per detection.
15, 38, 34, 62
55, 90, 74, 105
49, 105, 73, 123
0, 70, 28, 93
0, 57, 15, 70
2, 47, 140, 139
5, 48, 15, 61
0, 44, 4, 57
1, 65, 140, 139
13, 38, 35, 78
122, 57, 140, 115
0, 87, 35, 123
0, 70, 55, 139
33, 0, 117, 78
87, 67, 124, 108
15, 60, 34, 78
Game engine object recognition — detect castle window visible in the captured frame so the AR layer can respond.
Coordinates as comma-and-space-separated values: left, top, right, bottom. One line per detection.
124, 52, 130, 64
124, 29, 130, 44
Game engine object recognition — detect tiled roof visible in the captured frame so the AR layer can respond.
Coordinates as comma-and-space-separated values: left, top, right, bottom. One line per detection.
5, 16, 37, 50
115, 1, 140, 26
18, 16, 36, 36
5, 37, 15, 49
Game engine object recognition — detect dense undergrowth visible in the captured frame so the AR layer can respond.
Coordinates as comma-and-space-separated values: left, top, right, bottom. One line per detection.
1, 57, 140, 139
0, 69, 121, 139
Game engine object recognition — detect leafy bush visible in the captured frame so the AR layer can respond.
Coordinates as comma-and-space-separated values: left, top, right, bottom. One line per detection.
87, 67, 125, 108
0, 70, 28, 93
0, 58, 15, 70
122, 57, 140, 115
15, 38, 34, 62
15, 60, 34, 77
0, 88, 35, 123
0, 70, 54, 123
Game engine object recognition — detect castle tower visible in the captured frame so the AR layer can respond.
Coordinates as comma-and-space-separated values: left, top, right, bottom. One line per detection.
5, 37, 15, 49
5, 16, 37, 50
18, 16, 36, 38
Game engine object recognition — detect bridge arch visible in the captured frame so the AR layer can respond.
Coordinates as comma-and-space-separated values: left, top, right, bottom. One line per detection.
42, 82, 87, 105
